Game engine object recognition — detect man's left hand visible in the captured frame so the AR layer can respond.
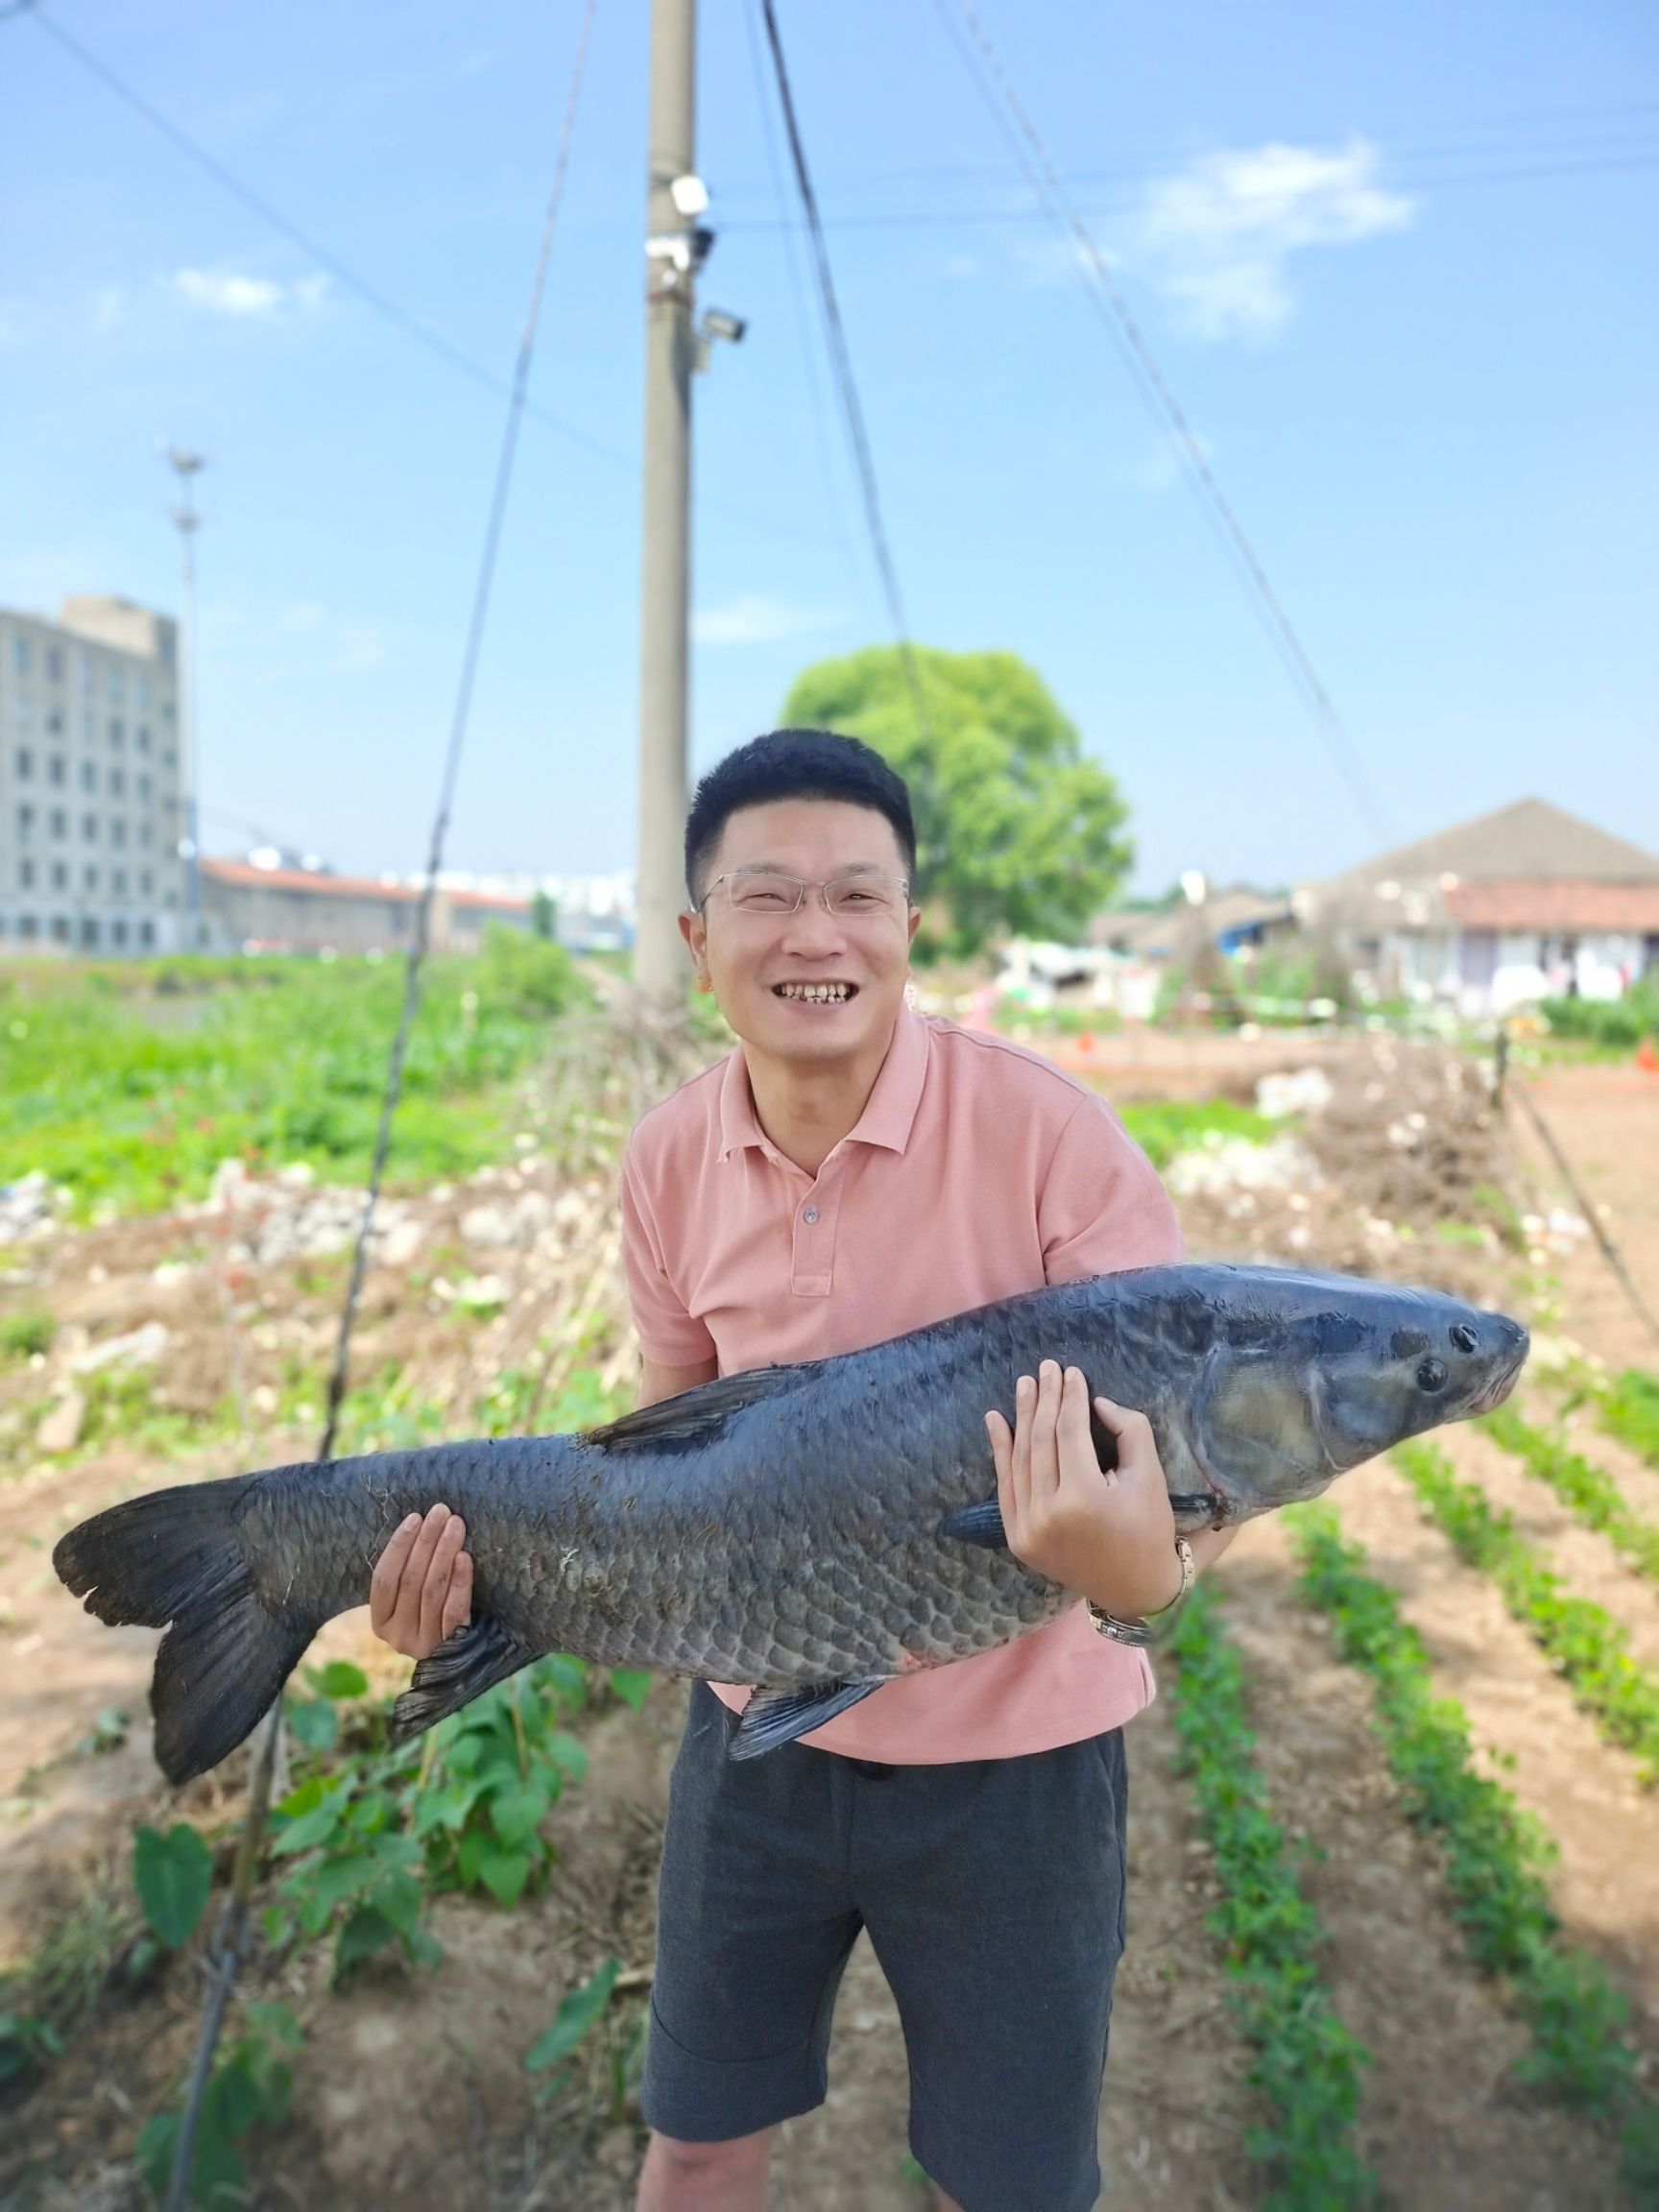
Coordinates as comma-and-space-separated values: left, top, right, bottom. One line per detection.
984, 1361, 1184, 1619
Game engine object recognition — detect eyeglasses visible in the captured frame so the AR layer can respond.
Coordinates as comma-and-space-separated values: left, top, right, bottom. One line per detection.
695, 869, 912, 920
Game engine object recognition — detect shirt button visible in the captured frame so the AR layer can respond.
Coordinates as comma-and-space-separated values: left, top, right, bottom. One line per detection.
803, 1206, 819, 1224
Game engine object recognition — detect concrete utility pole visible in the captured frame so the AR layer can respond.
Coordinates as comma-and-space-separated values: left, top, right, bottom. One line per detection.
166, 446, 205, 949
634, 0, 700, 1012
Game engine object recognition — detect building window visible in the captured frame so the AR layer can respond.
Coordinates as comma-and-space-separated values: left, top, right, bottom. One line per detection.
47, 755, 65, 787
136, 725, 152, 754
110, 768, 125, 797
162, 750, 178, 770
76, 649, 92, 695
16, 803, 35, 842
49, 808, 67, 838
50, 916, 70, 943
111, 819, 127, 849
138, 919, 156, 948
112, 866, 127, 894
84, 864, 98, 891
139, 821, 153, 850
14, 748, 32, 780
139, 868, 154, 895
107, 663, 123, 702
19, 914, 37, 940
80, 917, 99, 947
46, 646, 63, 685
19, 857, 35, 888
109, 717, 123, 748
81, 760, 97, 793
50, 860, 67, 890
83, 813, 98, 843
12, 696, 31, 733
137, 774, 152, 803
112, 918, 129, 947
45, 708, 62, 736
135, 672, 151, 708
11, 635, 29, 676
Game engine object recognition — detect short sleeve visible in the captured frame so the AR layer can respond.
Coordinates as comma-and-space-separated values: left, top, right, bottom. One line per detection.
1038, 1093, 1185, 1284
619, 1141, 718, 1367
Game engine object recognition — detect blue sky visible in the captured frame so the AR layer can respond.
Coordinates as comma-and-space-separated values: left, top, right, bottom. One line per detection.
3, 0, 1656, 894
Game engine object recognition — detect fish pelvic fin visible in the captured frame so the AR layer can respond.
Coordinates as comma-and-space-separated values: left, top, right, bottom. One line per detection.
390, 1616, 537, 1744
728, 1678, 885, 1760
938, 1496, 1008, 1550
54, 1478, 315, 1786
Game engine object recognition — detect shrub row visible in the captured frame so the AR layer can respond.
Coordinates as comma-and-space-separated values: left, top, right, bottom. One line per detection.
1166, 1582, 1378, 2209
1596, 1368, 1659, 1473
1394, 1440, 1659, 1786
1480, 1404, 1659, 1580
1288, 1505, 1659, 2198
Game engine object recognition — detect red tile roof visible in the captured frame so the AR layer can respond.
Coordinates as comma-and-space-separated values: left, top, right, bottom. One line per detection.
1443, 879, 1659, 932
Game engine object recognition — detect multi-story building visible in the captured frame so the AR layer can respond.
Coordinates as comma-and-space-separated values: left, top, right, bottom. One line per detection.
0, 595, 189, 954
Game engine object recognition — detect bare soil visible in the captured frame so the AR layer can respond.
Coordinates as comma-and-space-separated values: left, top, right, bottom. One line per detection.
3, 1035, 1657, 2209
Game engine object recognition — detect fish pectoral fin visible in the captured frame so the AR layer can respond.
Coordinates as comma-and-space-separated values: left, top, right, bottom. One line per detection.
390, 1616, 537, 1744
1167, 1492, 1226, 1532
728, 1678, 885, 1760
938, 1496, 1007, 1550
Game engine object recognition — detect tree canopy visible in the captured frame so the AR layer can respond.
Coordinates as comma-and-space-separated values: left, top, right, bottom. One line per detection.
780, 645, 1132, 957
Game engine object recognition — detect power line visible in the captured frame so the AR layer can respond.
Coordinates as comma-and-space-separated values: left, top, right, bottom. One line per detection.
757, 0, 932, 740
158, 9, 600, 2205
934, 0, 1397, 846
10, 0, 832, 548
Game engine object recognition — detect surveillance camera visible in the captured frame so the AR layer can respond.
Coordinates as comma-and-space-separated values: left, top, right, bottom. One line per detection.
701, 309, 747, 344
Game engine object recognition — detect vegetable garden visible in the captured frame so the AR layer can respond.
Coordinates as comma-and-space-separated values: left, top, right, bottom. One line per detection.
1, 957, 1656, 2208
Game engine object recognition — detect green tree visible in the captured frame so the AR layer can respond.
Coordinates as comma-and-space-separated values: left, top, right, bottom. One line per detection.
781, 646, 1132, 957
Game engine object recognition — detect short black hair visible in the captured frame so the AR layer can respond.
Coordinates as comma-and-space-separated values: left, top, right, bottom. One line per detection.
684, 728, 918, 904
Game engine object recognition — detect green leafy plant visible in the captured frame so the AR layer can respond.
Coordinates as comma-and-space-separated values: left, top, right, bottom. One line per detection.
136, 2001, 301, 2208
133, 1824, 213, 1951
0, 1306, 55, 1361
0, 2008, 63, 2090
1596, 1368, 1659, 1472
1479, 1405, 1659, 1580
1395, 1440, 1659, 1783
1166, 1583, 1378, 2207
526, 1956, 621, 2095
1116, 1097, 1280, 1171
1289, 1505, 1656, 2189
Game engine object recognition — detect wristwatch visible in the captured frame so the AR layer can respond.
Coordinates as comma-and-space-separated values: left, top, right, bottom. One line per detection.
1088, 1535, 1195, 1643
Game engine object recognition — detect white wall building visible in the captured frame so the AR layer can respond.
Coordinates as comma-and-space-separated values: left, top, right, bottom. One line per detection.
1295, 798, 1659, 1017
0, 597, 188, 954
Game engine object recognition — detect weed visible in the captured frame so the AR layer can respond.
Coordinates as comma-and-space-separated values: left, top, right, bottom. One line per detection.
1166, 1583, 1378, 2207
136, 2000, 301, 2209
1117, 1098, 1281, 1171
1598, 1369, 1659, 1472
0, 1307, 54, 1361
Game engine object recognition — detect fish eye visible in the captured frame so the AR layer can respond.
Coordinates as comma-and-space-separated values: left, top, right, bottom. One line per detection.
1417, 1358, 1449, 1392
1450, 1324, 1478, 1354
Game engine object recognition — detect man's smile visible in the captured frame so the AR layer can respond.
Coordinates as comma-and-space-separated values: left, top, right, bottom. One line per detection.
771, 980, 859, 1004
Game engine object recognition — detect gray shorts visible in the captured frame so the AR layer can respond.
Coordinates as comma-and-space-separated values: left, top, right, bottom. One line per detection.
642, 1682, 1129, 2212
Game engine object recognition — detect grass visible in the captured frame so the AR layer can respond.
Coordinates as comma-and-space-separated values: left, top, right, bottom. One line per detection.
1597, 1369, 1659, 1472
1288, 1505, 1659, 2196
1117, 1097, 1281, 1169
1479, 1404, 1659, 1580
1166, 1582, 1378, 2208
1395, 1440, 1659, 1785
0, 931, 587, 1219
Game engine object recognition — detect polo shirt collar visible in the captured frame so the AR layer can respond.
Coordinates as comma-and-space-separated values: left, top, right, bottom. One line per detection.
717, 1002, 929, 1164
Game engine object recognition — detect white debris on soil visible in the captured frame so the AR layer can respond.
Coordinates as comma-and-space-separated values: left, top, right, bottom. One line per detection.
187, 1158, 421, 1268
0, 1171, 71, 1246
1165, 1135, 1324, 1201
68, 1321, 170, 1375
1254, 1066, 1334, 1118
36, 1388, 86, 1455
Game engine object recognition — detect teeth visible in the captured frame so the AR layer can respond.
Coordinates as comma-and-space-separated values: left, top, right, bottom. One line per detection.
778, 982, 852, 1002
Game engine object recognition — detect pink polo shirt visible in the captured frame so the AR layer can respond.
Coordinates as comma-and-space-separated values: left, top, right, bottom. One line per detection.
617, 1005, 1184, 1763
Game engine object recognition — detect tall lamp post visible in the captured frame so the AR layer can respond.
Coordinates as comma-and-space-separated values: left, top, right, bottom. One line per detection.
166, 446, 205, 950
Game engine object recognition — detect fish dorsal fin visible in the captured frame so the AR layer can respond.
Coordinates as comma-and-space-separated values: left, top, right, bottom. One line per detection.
585, 1362, 806, 1455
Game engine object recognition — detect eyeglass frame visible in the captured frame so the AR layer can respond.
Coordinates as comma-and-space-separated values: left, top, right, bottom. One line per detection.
691, 866, 915, 919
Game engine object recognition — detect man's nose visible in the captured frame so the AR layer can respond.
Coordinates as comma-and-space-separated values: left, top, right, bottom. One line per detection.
779, 891, 846, 951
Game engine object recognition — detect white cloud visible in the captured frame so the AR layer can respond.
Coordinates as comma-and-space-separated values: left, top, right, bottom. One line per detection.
173, 268, 330, 320
1137, 140, 1414, 341
691, 593, 842, 647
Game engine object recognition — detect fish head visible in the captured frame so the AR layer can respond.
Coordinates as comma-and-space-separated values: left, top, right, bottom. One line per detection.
1189, 1271, 1529, 1522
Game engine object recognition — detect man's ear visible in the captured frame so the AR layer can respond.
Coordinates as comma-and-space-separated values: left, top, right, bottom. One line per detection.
678, 907, 711, 989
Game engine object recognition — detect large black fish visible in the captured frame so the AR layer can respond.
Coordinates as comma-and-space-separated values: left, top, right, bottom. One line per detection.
55, 1264, 1527, 1782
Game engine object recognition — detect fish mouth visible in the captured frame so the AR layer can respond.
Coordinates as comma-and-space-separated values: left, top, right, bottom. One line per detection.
771, 980, 860, 1007
1470, 1318, 1530, 1415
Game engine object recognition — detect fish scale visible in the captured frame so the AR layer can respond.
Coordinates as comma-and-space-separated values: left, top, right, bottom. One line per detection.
53, 1262, 1528, 1781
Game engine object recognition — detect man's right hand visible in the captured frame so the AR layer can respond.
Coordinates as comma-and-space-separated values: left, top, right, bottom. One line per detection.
369, 1503, 473, 1661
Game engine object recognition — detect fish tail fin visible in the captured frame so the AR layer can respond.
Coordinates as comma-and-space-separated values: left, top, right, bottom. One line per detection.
55, 1479, 314, 1786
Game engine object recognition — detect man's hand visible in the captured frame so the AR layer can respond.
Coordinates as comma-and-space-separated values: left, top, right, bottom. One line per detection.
984, 1361, 1183, 1619
369, 1503, 473, 1661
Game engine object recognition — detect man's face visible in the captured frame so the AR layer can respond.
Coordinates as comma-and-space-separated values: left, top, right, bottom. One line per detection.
680, 798, 920, 1066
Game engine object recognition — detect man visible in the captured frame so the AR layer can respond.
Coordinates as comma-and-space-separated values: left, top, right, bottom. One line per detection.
370, 729, 1235, 2212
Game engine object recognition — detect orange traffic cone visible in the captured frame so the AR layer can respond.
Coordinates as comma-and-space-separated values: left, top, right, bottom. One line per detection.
1637, 1037, 1659, 1075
